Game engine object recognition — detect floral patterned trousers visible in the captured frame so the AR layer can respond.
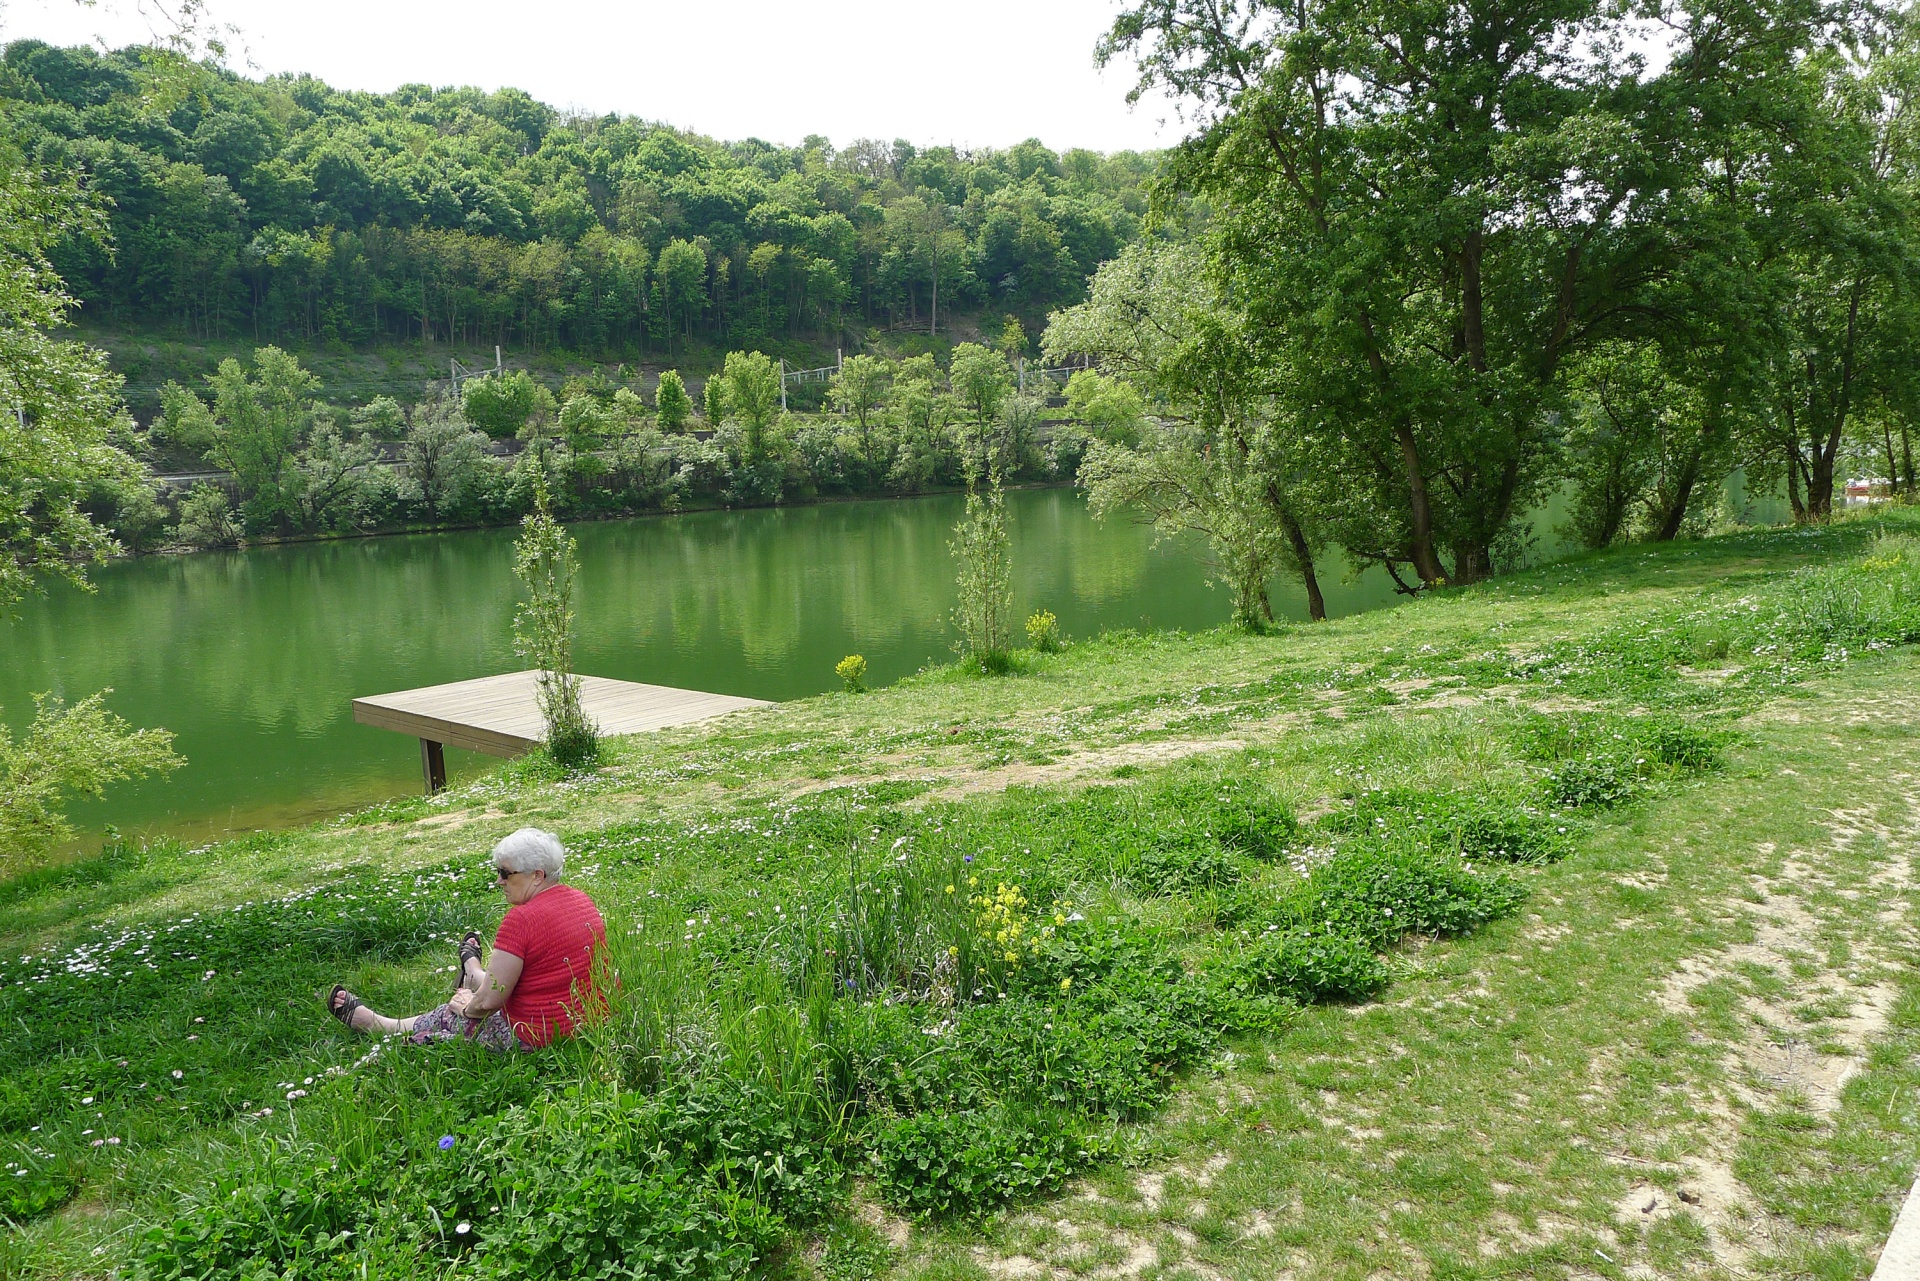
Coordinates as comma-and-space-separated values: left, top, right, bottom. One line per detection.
407, 1002, 523, 1053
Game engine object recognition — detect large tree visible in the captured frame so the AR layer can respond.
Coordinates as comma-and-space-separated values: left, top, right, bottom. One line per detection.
162, 346, 326, 533
947, 344, 1014, 479
0, 143, 150, 610
0, 137, 182, 865
1104, 0, 1712, 583
830, 355, 891, 468
1741, 26, 1920, 519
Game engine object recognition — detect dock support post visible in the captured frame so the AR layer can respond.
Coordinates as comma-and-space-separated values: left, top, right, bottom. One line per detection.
420, 739, 447, 794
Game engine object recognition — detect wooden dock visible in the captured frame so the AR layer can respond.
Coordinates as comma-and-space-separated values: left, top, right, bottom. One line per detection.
353, 670, 771, 791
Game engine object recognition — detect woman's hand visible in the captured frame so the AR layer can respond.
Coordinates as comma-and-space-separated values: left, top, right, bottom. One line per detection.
455, 951, 525, 1018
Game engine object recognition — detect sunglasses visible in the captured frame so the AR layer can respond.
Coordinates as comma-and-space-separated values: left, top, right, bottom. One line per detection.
494, 866, 522, 881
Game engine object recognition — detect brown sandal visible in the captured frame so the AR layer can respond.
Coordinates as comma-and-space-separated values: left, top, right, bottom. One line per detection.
456, 932, 485, 994
326, 984, 365, 1032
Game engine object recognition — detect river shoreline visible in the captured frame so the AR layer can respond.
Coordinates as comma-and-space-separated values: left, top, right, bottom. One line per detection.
11, 488, 1350, 845
122, 478, 1081, 561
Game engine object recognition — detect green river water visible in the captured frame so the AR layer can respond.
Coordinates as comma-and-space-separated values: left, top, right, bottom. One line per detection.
3, 489, 1399, 845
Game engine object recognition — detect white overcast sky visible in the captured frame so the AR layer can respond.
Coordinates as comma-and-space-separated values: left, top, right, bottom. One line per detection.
3, 0, 1184, 153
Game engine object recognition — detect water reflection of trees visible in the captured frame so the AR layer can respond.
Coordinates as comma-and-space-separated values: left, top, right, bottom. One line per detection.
1, 491, 1265, 834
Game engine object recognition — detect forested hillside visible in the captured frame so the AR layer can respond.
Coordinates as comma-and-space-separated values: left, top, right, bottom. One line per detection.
0, 40, 1153, 358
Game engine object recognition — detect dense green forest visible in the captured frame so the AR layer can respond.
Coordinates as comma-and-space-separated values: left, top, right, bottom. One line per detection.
0, 39, 1153, 358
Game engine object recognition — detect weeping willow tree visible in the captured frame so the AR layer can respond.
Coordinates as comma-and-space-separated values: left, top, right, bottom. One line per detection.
1046, 242, 1327, 626
513, 465, 599, 768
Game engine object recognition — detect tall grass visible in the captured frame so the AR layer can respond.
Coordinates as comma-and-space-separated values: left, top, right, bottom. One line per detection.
1800, 532, 1920, 651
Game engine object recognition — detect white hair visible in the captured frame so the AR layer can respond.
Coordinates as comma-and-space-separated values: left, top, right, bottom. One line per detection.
492, 828, 565, 878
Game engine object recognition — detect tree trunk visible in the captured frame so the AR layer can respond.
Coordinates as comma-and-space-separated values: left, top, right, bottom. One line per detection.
1652, 448, 1703, 542
1454, 449, 1525, 583
1785, 441, 1807, 523
1454, 544, 1491, 582
1393, 421, 1449, 586
1281, 508, 1326, 621
1808, 445, 1836, 520
1806, 279, 1866, 521
1360, 314, 1449, 586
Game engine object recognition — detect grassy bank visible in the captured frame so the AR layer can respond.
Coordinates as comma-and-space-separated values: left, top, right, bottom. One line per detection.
4, 513, 1920, 1280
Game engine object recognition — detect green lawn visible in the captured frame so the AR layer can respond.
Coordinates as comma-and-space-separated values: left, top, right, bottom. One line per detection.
4, 512, 1918, 1281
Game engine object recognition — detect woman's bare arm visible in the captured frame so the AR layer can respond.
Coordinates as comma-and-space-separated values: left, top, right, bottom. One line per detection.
451, 950, 523, 1017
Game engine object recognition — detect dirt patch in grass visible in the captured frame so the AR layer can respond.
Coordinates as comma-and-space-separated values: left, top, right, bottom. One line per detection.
853, 1194, 912, 1250
409, 805, 508, 833
1611, 1159, 1765, 1271
1655, 877, 1897, 1112
917, 739, 1249, 802
976, 1223, 1160, 1281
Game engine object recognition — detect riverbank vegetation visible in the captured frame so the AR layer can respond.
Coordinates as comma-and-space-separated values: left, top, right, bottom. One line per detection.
116, 338, 1085, 550
2, 511, 1918, 1279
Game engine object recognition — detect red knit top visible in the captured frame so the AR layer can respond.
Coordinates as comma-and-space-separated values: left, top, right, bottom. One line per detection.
492, 883, 606, 1047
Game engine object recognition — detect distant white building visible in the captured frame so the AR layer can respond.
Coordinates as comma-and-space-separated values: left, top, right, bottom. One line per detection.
1845, 477, 1893, 506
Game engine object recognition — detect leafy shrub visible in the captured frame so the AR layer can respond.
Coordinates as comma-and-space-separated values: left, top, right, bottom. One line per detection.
1012, 911, 1179, 984
140, 1148, 382, 1279
1217, 929, 1388, 1004
1301, 840, 1527, 949
835, 654, 868, 693
1516, 709, 1725, 807
173, 482, 240, 548
1134, 840, 1244, 893
1446, 807, 1569, 863
0, 690, 182, 867
1642, 720, 1722, 771
651, 1079, 845, 1224
1326, 788, 1568, 864
1549, 757, 1639, 808
142, 1099, 783, 1281
449, 1128, 780, 1281
849, 1009, 985, 1115
956, 978, 1214, 1120
869, 1107, 1100, 1217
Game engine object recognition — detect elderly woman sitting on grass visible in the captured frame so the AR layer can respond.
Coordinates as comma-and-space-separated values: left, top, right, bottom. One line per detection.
326, 828, 607, 1052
